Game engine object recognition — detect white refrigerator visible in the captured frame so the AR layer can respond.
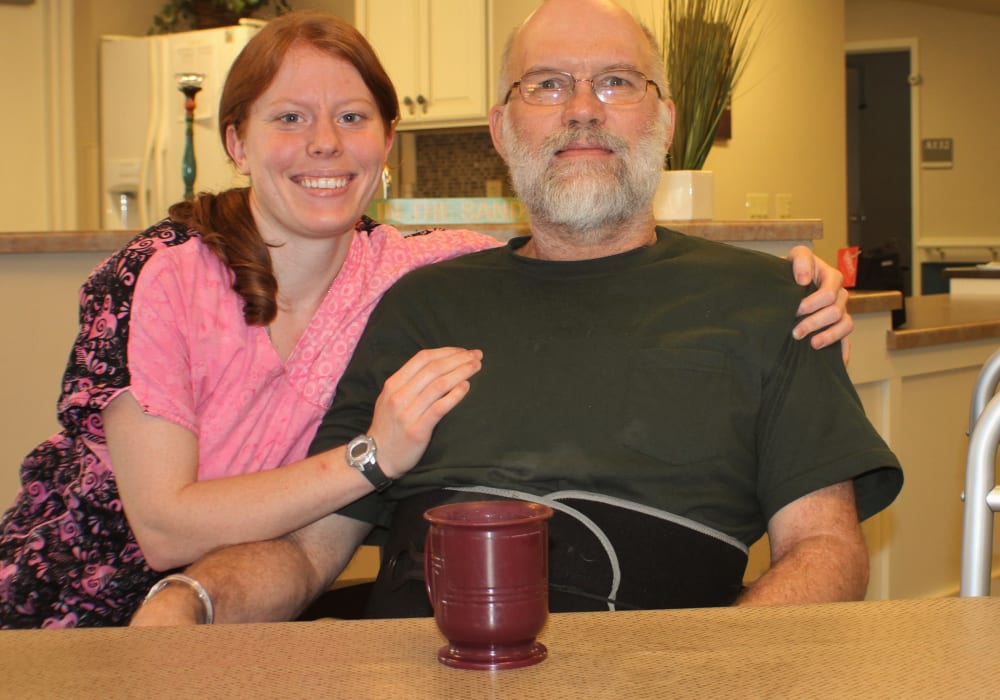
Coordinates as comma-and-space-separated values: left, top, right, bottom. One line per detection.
99, 20, 264, 230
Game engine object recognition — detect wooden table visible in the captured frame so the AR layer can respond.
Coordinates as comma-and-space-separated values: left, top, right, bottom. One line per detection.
1, 597, 997, 698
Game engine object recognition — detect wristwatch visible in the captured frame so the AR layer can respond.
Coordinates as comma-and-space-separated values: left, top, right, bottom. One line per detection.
346, 434, 394, 492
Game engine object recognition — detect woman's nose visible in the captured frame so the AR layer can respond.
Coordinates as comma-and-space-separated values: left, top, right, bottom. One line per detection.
309, 121, 342, 157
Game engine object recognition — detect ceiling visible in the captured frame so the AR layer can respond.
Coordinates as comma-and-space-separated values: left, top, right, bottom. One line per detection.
905, 0, 1000, 15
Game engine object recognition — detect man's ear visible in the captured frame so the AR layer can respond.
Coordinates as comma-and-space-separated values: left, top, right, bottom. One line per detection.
663, 98, 677, 153
488, 105, 509, 162
225, 124, 250, 175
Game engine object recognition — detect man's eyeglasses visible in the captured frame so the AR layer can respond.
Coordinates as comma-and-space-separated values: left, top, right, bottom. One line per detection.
503, 69, 662, 106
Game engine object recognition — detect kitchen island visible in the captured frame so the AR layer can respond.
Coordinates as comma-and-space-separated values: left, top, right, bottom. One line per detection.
834, 289, 1000, 600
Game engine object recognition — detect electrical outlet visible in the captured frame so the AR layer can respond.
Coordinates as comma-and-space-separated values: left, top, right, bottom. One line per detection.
776, 193, 793, 219
746, 193, 769, 219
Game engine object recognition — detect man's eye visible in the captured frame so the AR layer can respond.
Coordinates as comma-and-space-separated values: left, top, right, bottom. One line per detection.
536, 79, 564, 90
599, 74, 632, 89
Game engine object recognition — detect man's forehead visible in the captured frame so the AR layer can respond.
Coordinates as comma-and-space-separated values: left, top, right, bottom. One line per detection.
509, 26, 650, 77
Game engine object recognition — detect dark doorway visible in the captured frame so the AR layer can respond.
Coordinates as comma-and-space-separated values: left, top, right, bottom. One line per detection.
845, 51, 913, 297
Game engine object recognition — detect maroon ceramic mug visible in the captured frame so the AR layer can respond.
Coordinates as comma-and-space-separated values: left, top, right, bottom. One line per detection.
424, 499, 553, 670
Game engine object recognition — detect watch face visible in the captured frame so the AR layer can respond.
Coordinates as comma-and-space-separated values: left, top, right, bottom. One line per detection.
348, 435, 374, 466
346, 435, 390, 491
349, 441, 367, 461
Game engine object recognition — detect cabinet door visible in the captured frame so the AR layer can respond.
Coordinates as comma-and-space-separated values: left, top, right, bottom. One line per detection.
362, 0, 421, 103
419, 0, 487, 125
358, 0, 488, 129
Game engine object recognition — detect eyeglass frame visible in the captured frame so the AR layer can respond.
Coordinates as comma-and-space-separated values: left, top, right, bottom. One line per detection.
502, 69, 663, 106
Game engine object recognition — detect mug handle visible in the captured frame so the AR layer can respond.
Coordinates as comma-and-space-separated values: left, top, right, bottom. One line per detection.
424, 529, 435, 610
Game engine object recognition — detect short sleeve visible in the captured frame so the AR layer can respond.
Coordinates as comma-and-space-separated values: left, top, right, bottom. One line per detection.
55, 222, 195, 429
755, 335, 902, 522
126, 248, 200, 434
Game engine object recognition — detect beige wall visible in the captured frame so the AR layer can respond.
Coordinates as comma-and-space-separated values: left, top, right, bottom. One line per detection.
0, 253, 109, 507
0, 0, 62, 232
705, 0, 848, 263
845, 0, 1000, 248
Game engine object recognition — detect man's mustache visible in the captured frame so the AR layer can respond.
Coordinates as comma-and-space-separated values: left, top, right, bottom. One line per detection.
543, 125, 629, 155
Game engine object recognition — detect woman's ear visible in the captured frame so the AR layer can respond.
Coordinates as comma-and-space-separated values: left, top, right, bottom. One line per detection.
225, 124, 250, 175
383, 123, 396, 161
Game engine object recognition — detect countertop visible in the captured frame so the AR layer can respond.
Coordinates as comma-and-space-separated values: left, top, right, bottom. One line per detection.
943, 264, 1000, 279
846, 290, 999, 350
846, 289, 902, 315
0, 230, 138, 254
0, 219, 821, 255
887, 294, 1000, 350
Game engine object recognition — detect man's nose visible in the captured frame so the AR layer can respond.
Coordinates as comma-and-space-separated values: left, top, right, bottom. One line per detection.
561, 80, 606, 126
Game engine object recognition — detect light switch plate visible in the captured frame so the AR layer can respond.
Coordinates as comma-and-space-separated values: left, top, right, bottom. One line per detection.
746, 193, 769, 219
775, 193, 792, 219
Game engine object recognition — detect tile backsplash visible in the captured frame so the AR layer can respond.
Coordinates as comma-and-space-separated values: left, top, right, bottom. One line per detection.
413, 129, 513, 198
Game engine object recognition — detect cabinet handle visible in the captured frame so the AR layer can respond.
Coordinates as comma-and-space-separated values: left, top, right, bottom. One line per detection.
416, 94, 427, 113
403, 96, 415, 115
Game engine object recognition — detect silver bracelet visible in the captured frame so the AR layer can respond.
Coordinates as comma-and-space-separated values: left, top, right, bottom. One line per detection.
143, 573, 215, 624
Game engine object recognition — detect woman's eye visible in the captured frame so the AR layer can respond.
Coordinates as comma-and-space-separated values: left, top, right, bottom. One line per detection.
341, 112, 364, 124
278, 113, 301, 124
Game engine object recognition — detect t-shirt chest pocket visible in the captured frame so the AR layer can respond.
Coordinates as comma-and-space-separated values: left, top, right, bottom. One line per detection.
619, 347, 746, 466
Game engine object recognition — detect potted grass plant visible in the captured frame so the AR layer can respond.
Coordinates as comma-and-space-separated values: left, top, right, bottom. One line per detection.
651, 0, 758, 220
149, 0, 292, 34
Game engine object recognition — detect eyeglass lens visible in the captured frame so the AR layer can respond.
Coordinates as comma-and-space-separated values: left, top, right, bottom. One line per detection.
517, 70, 654, 105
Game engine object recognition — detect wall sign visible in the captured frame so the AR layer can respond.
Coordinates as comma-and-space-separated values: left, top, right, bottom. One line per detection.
367, 198, 528, 226
921, 138, 954, 169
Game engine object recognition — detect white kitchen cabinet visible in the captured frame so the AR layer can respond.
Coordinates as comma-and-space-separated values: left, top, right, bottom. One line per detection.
356, 0, 488, 130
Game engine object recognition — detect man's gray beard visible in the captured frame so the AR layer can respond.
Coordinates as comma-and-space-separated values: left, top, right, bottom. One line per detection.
501, 111, 668, 234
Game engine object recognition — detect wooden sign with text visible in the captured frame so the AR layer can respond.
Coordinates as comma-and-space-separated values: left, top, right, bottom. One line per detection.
366, 198, 528, 226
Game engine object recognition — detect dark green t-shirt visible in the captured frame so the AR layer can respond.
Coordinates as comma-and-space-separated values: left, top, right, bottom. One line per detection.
313, 227, 902, 548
